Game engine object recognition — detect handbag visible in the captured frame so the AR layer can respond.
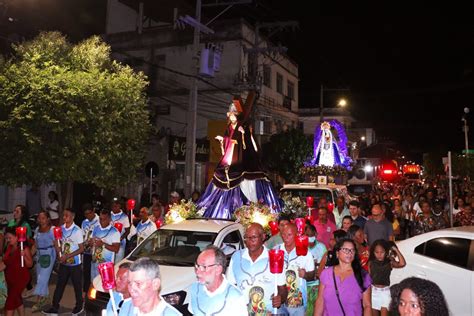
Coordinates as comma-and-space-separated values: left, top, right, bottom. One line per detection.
332, 267, 346, 316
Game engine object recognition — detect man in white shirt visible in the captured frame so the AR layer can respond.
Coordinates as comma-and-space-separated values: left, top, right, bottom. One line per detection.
133, 207, 157, 245
43, 208, 84, 316
111, 200, 131, 262
276, 224, 315, 316
227, 223, 287, 315
81, 203, 100, 293
189, 246, 247, 316
120, 257, 182, 315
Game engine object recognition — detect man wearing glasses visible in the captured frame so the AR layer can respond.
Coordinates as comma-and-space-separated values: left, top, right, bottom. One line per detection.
227, 223, 287, 315
120, 257, 182, 315
364, 204, 394, 246
189, 245, 247, 315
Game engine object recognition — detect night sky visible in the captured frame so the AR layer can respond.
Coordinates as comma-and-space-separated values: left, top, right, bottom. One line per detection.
2, 1, 474, 156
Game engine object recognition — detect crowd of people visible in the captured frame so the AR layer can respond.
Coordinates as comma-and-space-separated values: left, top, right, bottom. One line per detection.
0, 176, 469, 315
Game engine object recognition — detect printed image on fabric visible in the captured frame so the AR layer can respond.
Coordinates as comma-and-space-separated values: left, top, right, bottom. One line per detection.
93, 246, 105, 263
286, 269, 303, 308
63, 243, 75, 265
248, 286, 265, 316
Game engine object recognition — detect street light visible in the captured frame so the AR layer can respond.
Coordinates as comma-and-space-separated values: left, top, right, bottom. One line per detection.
462, 107, 470, 157
319, 84, 350, 122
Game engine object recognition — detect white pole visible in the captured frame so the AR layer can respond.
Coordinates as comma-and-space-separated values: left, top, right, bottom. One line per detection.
20, 241, 24, 267
273, 273, 278, 315
448, 151, 453, 227
58, 239, 62, 258
109, 289, 118, 316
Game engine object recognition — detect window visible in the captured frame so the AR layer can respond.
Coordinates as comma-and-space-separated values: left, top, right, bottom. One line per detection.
276, 73, 283, 94
221, 230, 244, 260
263, 65, 271, 88
415, 237, 471, 270
287, 80, 295, 100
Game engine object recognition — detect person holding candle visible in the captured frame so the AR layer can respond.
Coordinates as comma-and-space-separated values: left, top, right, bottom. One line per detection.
81, 203, 100, 294
189, 245, 247, 316
304, 223, 326, 316
0, 205, 33, 256
90, 209, 120, 281
119, 257, 182, 315
133, 207, 157, 245
0, 226, 33, 316
274, 224, 315, 316
264, 214, 291, 250
227, 223, 287, 315
43, 208, 84, 316
314, 238, 372, 316
31, 210, 56, 313
104, 262, 131, 315
111, 200, 130, 263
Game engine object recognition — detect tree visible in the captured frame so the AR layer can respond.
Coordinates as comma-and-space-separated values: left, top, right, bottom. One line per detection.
0, 32, 150, 206
262, 128, 312, 183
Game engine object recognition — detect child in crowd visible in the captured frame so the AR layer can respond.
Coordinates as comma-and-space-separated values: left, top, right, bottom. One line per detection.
368, 239, 406, 316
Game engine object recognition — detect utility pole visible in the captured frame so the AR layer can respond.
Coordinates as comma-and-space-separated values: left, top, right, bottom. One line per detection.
319, 84, 350, 122
183, 0, 251, 198
184, 0, 202, 199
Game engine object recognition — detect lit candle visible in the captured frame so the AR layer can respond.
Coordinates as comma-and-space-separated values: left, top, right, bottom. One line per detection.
53, 226, 63, 257
294, 218, 306, 236
268, 221, 279, 236
306, 196, 314, 208
268, 249, 284, 315
155, 219, 163, 229
16, 227, 27, 267
98, 262, 118, 316
295, 235, 309, 256
114, 222, 123, 233
126, 199, 136, 211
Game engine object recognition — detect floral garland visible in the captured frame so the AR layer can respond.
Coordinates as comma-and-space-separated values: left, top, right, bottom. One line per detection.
232, 202, 277, 236
165, 199, 203, 224
300, 164, 351, 178
280, 193, 307, 219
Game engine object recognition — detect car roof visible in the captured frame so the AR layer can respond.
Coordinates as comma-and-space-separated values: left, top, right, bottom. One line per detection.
160, 218, 240, 233
281, 183, 348, 190
398, 226, 474, 245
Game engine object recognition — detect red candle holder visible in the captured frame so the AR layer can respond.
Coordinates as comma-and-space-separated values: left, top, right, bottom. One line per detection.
53, 227, 62, 240
327, 202, 334, 213
114, 222, 123, 233
98, 262, 116, 290
126, 199, 136, 211
295, 235, 309, 256
305, 215, 314, 224
16, 226, 27, 242
155, 219, 163, 229
268, 249, 284, 274
268, 221, 279, 236
294, 218, 306, 236
306, 196, 314, 208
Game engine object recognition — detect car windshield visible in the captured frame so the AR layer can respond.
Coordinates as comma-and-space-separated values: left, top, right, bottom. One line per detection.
128, 229, 217, 266
280, 188, 332, 201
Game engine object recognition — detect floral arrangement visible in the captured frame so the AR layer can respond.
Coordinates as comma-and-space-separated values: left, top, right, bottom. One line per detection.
280, 193, 308, 219
233, 202, 277, 235
165, 199, 203, 224
300, 164, 352, 180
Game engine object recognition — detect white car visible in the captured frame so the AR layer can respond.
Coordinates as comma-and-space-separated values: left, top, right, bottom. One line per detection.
390, 226, 474, 316
85, 218, 245, 315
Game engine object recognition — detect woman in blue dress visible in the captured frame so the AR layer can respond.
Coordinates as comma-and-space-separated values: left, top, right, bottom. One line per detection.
32, 210, 56, 312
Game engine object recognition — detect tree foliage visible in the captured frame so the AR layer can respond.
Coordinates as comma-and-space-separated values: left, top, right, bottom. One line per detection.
0, 32, 150, 188
262, 128, 313, 183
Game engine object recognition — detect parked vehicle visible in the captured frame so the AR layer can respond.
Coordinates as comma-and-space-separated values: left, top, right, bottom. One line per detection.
280, 182, 354, 205
85, 218, 245, 315
391, 226, 474, 316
